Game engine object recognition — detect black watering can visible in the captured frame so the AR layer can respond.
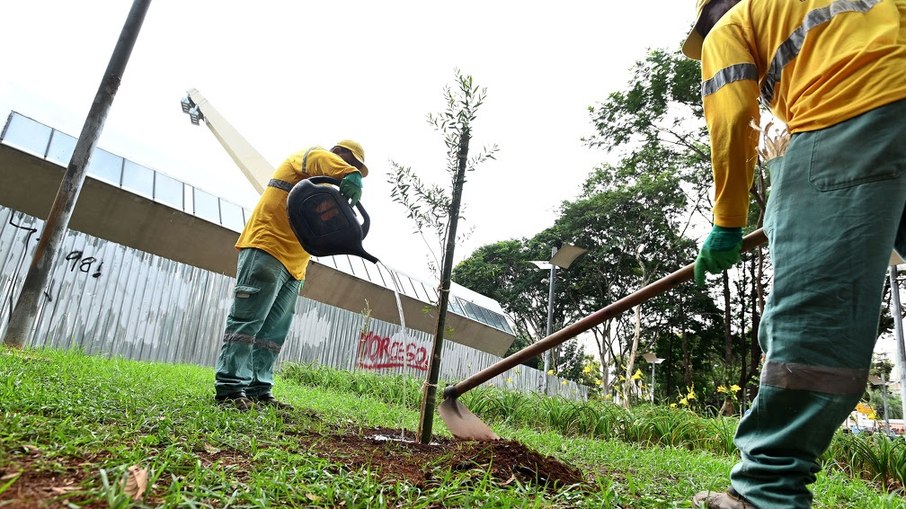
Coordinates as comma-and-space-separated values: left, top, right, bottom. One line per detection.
286, 176, 379, 263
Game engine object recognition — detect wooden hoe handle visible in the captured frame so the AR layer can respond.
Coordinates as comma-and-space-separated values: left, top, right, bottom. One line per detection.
445, 228, 768, 399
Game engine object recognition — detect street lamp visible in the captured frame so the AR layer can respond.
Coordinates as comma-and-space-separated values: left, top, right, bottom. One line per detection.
530, 242, 587, 394
642, 352, 665, 403
179, 96, 204, 125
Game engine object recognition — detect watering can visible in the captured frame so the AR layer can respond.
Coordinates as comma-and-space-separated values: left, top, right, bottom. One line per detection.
286, 176, 379, 263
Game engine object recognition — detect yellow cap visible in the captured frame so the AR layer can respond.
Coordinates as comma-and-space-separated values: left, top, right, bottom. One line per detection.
334, 139, 368, 177
682, 0, 712, 60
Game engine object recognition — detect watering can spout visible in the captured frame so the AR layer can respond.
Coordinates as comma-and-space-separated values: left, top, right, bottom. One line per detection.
286, 176, 379, 263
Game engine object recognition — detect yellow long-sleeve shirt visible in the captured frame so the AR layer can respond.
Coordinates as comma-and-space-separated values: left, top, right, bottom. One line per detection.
701, 0, 906, 227
236, 146, 360, 280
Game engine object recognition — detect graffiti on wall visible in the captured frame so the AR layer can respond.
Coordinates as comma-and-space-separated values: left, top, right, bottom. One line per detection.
3, 214, 104, 318
356, 330, 430, 371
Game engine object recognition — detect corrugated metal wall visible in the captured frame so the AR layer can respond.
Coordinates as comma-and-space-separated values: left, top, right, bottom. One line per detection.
0, 205, 587, 400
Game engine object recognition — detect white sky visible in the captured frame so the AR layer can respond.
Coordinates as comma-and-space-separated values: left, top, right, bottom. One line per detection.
0, 0, 693, 283
3, 1, 905, 382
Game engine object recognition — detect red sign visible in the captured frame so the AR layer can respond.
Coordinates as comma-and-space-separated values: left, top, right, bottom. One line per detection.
357, 331, 429, 371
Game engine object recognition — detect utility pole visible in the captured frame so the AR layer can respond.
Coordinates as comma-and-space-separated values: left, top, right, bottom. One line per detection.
3, 0, 153, 348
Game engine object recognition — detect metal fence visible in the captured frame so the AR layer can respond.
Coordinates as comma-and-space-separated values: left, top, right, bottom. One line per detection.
0, 205, 588, 400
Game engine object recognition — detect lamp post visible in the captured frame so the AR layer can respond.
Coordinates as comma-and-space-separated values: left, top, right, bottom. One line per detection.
530, 243, 587, 394
642, 352, 665, 403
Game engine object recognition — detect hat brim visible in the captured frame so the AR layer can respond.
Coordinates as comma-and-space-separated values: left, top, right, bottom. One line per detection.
356, 163, 368, 178
682, 29, 704, 60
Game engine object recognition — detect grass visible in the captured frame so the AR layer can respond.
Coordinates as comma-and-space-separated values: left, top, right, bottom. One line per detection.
0, 348, 903, 508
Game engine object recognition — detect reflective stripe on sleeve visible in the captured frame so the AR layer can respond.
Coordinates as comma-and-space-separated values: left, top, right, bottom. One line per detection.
268, 179, 293, 192
760, 0, 882, 106
761, 360, 868, 395
701, 63, 759, 97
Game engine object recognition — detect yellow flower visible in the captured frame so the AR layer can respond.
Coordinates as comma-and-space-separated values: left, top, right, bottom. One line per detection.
686, 385, 697, 400
679, 398, 688, 406
730, 384, 741, 393
670, 403, 677, 408
583, 365, 592, 374
631, 369, 643, 381
855, 402, 878, 420
604, 394, 612, 400
547, 369, 555, 375
717, 385, 728, 394
561, 380, 568, 385
595, 379, 603, 386
505, 377, 513, 383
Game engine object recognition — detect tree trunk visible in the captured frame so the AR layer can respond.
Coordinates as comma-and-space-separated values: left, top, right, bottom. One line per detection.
623, 304, 643, 408
722, 271, 733, 367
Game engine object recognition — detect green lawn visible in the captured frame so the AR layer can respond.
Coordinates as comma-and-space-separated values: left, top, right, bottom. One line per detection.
0, 348, 901, 508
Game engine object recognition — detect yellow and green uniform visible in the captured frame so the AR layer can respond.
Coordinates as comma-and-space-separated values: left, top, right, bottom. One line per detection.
236, 147, 362, 280
699, 1, 906, 507
702, 0, 906, 228
215, 147, 361, 399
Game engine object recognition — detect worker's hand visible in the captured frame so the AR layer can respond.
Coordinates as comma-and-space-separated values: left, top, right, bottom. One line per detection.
339, 172, 363, 206
694, 225, 743, 286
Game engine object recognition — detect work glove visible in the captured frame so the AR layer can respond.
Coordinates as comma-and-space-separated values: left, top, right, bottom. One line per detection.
339, 171, 363, 206
694, 225, 743, 286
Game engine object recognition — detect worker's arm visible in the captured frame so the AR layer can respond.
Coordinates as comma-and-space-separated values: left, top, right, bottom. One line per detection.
307, 150, 363, 205
701, 25, 760, 228
694, 17, 761, 285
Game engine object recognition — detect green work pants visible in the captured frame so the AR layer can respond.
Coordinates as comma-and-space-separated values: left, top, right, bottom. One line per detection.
731, 99, 906, 509
214, 248, 303, 398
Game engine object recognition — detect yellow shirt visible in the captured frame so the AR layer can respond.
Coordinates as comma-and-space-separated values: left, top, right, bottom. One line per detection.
236, 146, 361, 280
701, 0, 906, 227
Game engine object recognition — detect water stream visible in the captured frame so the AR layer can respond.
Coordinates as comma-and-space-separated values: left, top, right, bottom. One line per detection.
376, 261, 409, 439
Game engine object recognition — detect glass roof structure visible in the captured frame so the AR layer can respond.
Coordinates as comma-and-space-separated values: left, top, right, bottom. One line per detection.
0, 111, 515, 336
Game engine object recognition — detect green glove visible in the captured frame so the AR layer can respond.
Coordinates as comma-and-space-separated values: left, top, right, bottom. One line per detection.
694, 225, 743, 286
339, 172, 363, 206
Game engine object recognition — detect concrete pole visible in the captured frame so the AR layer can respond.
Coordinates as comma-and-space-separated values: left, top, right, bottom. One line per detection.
3, 0, 152, 348
887, 264, 906, 420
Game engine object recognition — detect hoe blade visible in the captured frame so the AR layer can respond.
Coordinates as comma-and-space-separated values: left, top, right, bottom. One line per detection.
438, 396, 498, 441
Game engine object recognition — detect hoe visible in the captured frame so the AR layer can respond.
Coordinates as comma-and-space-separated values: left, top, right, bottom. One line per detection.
439, 228, 768, 440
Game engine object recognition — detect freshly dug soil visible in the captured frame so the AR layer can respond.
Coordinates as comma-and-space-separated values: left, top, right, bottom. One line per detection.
307, 425, 587, 489
0, 423, 587, 508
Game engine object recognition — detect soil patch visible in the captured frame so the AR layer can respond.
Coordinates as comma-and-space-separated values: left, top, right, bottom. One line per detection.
0, 424, 587, 507
311, 425, 587, 489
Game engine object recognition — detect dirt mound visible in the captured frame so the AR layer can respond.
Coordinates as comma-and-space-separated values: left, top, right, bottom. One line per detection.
311, 425, 586, 489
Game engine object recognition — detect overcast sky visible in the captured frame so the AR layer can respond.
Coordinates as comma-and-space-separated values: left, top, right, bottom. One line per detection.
1, 1, 692, 283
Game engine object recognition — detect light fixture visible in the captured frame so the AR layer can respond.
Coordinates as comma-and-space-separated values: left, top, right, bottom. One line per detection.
188, 106, 204, 125
550, 244, 587, 269
642, 352, 665, 364
642, 352, 665, 403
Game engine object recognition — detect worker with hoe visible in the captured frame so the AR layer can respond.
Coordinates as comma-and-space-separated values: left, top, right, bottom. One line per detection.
685, 0, 906, 507
213, 140, 368, 411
